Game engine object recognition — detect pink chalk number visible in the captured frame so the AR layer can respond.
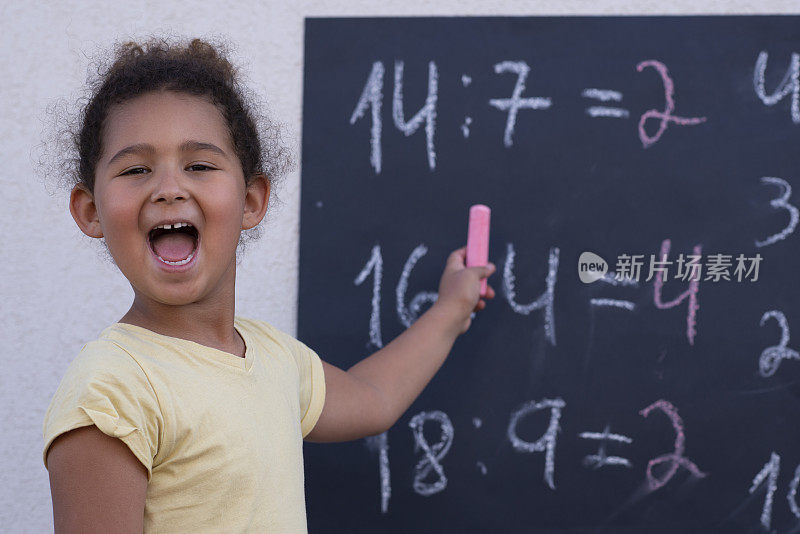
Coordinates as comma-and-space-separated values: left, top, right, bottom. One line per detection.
637, 60, 707, 148
640, 400, 707, 491
653, 239, 702, 345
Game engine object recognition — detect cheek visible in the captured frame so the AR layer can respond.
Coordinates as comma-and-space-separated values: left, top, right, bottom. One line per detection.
203, 190, 247, 242
97, 191, 142, 242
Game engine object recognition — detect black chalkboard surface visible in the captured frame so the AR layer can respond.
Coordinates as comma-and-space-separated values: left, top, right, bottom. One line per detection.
298, 16, 800, 533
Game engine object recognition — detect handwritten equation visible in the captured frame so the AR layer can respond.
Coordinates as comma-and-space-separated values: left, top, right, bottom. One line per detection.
366, 397, 800, 532
351, 196, 799, 529
349, 51, 799, 173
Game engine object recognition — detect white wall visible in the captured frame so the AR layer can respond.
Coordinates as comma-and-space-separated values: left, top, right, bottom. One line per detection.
2, 0, 797, 530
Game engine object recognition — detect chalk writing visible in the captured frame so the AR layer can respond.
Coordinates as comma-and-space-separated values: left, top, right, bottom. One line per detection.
754, 51, 800, 124
393, 61, 439, 170
587, 106, 630, 119
639, 400, 707, 491
582, 88, 629, 118
741, 453, 800, 530
582, 88, 623, 101
636, 60, 707, 148
409, 410, 454, 496
507, 398, 566, 490
750, 452, 781, 530
502, 243, 559, 346
349, 57, 728, 168
354, 244, 384, 349
489, 61, 552, 147
350, 60, 439, 173
755, 177, 799, 248
790, 464, 800, 519
355, 246, 393, 514
397, 244, 438, 328
652, 239, 702, 345
364, 433, 391, 514
579, 425, 633, 469
590, 298, 635, 311
759, 310, 800, 378
350, 62, 384, 174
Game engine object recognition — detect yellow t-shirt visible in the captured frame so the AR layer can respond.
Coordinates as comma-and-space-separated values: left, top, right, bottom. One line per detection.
42, 316, 326, 533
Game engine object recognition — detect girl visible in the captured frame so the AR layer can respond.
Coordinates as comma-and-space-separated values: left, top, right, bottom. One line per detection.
42, 36, 495, 533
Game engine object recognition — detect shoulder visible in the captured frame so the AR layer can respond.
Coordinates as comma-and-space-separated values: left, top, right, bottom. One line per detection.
43, 328, 163, 435
62, 333, 152, 385
45, 328, 161, 417
43, 329, 164, 479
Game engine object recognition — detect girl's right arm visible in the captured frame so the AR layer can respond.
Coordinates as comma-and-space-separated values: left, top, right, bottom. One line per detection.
305, 248, 495, 442
46, 425, 147, 533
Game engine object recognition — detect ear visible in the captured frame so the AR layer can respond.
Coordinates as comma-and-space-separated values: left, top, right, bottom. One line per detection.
242, 173, 270, 230
69, 183, 104, 238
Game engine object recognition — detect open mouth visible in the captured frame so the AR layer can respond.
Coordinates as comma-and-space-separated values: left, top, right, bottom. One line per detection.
148, 222, 199, 266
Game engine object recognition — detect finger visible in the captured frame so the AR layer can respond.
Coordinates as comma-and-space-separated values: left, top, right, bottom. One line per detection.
447, 247, 467, 269
484, 285, 496, 299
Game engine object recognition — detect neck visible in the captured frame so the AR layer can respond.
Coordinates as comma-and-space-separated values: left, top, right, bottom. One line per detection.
119, 271, 243, 357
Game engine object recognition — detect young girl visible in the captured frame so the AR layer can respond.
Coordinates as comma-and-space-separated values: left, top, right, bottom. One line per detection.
42, 36, 495, 533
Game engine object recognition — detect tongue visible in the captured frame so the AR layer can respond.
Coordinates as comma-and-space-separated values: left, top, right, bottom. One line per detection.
152, 233, 195, 262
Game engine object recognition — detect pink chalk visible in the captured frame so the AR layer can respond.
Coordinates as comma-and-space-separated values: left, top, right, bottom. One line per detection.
466, 204, 491, 297
636, 60, 707, 149
653, 239, 702, 346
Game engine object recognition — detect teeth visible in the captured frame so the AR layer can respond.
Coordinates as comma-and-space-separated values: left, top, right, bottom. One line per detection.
156, 250, 195, 266
153, 222, 193, 231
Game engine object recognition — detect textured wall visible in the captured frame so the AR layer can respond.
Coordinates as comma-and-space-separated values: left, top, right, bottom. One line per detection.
2, 0, 797, 530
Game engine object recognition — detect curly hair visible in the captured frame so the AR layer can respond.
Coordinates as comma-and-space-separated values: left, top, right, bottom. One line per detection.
36, 34, 292, 252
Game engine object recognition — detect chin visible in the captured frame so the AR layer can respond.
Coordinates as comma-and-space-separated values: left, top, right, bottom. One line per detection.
136, 284, 206, 308
155, 293, 204, 307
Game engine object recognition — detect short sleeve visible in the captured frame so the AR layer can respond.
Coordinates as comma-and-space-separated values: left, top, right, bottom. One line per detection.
288, 339, 327, 438
42, 340, 163, 482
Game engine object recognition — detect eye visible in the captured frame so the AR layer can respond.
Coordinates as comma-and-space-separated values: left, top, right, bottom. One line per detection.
188, 164, 215, 172
120, 167, 147, 176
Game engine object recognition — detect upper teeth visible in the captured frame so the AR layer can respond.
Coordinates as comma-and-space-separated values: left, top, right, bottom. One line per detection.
154, 222, 192, 230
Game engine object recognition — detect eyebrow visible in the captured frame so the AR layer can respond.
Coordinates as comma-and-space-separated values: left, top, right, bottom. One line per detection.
107, 140, 229, 166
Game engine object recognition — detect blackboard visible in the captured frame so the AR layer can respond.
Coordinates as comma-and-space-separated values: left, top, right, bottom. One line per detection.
297, 16, 800, 533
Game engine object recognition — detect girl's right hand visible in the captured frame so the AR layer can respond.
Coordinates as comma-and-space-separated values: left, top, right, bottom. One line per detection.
431, 247, 496, 335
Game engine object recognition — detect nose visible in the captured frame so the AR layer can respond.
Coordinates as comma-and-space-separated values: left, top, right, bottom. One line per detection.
150, 169, 189, 204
